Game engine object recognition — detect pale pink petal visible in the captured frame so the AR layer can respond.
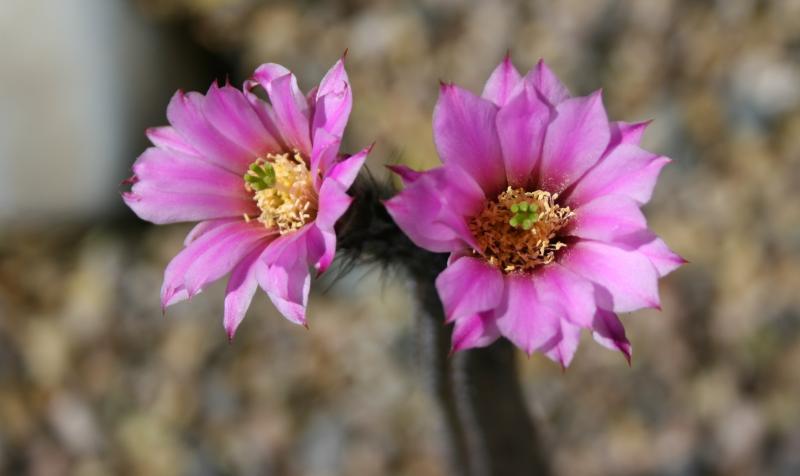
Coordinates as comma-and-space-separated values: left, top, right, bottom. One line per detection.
224, 245, 268, 339
305, 223, 336, 275
386, 164, 423, 184
433, 84, 506, 194
203, 82, 281, 155
184, 219, 229, 246
451, 311, 501, 353
528, 59, 571, 105
631, 233, 686, 277
496, 82, 551, 188
560, 240, 660, 313
268, 73, 312, 155
495, 274, 560, 355
565, 144, 670, 207
166, 91, 253, 173
539, 91, 610, 193
435, 256, 504, 324
566, 195, 648, 244
310, 128, 341, 187
146, 126, 199, 156
312, 58, 352, 140
591, 307, 632, 363
482, 55, 522, 106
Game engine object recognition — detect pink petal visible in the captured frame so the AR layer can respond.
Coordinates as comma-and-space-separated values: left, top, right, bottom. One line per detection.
450, 311, 501, 353
482, 55, 522, 106
496, 82, 551, 188
316, 177, 353, 231
305, 223, 336, 275
533, 263, 596, 328
608, 120, 650, 149
325, 146, 369, 189
386, 164, 423, 184
258, 229, 312, 326
528, 59, 571, 105
130, 147, 248, 198
433, 84, 506, 195
166, 91, 254, 173
565, 144, 670, 207
203, 82, 281, 156
566, 195, 648, 244
267, 73, 312, 156
161, 220, 273, 309
312, 58, 352, 140
435, 256, 504, 324
123, 190, 255, 225
560, 240, 660, 313
539, 91, 610, 193
632, 233, 686, 277
385, 165, 484, 253
224, 245, 269, 339
146, 126, 199, 156
310, 128, 341, 187
591, 307, 632, 363
184, 219, 229, 246
541, 319, 582, 368
495, 274, 560, 355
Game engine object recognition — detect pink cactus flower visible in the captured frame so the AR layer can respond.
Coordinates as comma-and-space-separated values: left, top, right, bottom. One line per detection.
385, 57, 684, 366
123, 57, 369, 337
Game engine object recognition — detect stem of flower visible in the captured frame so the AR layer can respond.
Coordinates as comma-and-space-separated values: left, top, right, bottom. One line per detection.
337, 172, 551, 475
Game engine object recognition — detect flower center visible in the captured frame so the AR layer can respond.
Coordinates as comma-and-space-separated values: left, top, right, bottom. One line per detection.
243, 151, 316, 234
468, 187, 574, 273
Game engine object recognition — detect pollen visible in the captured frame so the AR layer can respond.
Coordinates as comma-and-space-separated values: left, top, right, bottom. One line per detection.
468, 187, 574, 273
243, 151, 316, 234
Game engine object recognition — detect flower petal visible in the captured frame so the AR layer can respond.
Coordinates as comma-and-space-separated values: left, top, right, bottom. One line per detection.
166, 91, 254, 173
496, 82, 552, 188
567, 194, 648, 244
591, 307, 632, 363
482, 55, 522, 106
146, 126, 199, 156
627, 232, 686, 277
122, 190, 255, 225
258, 228, 312, 326
433, 84, 506, 194
565, 144, 670, 207
533, 263, 596, 328
527, 59, 571, 105
385, 165, 484, 253
224, 245, 268, 339
539, 91, 610, 193
326, 146, 369, 189
560, 240, 660, 313
436, 256, 504, 324
161, 220, 273, 309
203, 82, 281, 156
608, 120, 650, 149
312, 58, 352, 140
450, 311, 501, 353
268, 73, 312, 156
495, 274, 560, 355
541, 319, 582, 368
316, 177, 353, 231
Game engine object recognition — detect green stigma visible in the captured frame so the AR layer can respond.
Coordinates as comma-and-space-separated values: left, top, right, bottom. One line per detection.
509, 201, 539, 230
244, 161, 276, 191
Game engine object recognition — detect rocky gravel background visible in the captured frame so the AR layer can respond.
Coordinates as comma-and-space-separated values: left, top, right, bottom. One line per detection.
1, 0, 800, 474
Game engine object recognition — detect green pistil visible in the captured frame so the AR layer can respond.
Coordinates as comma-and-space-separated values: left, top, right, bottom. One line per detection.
509, 201, 539, 230
244, 162, 276, 191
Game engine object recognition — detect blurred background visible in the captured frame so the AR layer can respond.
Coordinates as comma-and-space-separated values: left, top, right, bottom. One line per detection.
1, 0, 800, 474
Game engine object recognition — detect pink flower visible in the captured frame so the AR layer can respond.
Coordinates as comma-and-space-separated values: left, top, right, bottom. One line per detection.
385, 57, 684, 366
123, 57, 369, 337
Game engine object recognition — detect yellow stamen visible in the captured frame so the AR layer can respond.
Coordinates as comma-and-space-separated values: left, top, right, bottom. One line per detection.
469, 186, 574, 273
244, 151, 316, 234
